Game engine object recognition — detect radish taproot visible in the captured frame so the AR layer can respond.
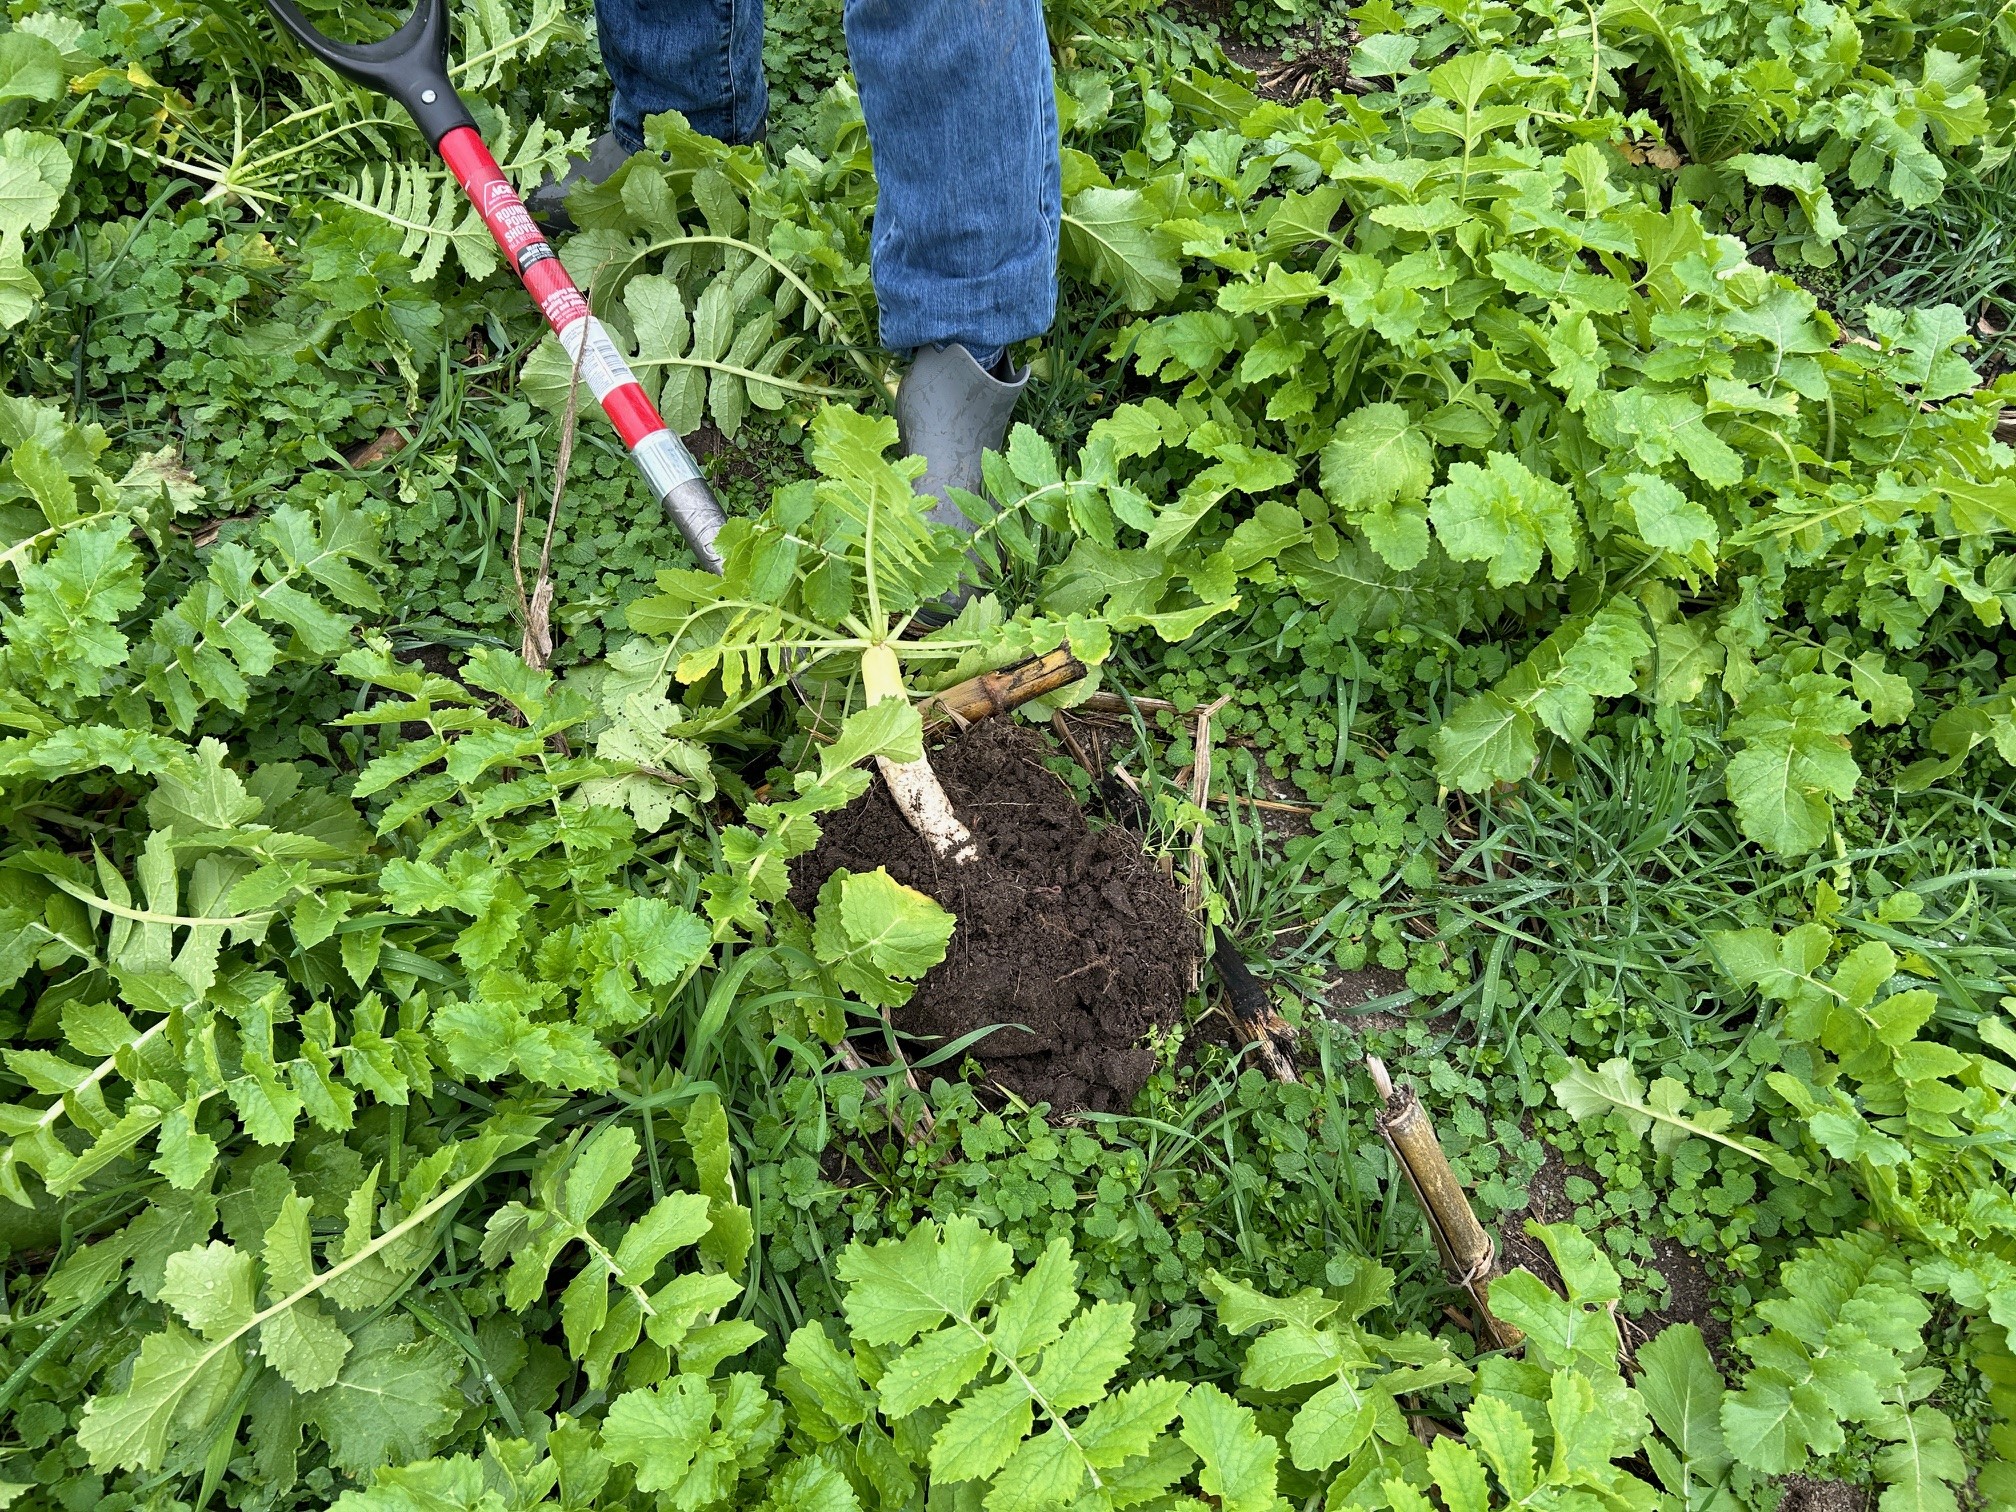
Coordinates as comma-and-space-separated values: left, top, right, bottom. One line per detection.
859, 641, 978, 864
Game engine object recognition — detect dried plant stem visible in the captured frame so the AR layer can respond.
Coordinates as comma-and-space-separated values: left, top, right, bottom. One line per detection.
836, 1032, 934, 1143
1050, 711, 1097, 777
1186, 695, 1232, 914
1368, 1056, 1523, 1350
1212, 793, 1317, 816
922, 646, 1087, 728
513, 342, 584, 672
1075, 691, 1179, 716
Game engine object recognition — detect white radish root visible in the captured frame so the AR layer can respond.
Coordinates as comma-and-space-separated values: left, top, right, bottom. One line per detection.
876, 754, 978, 863
861, 643, 978, 865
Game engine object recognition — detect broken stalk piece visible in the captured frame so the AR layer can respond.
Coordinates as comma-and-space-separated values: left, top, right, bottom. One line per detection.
1212, 929, 1299, 1082
923, 646, 1087, 728
1367, 1055, 1524, 1351
1186, 694, 1232, 915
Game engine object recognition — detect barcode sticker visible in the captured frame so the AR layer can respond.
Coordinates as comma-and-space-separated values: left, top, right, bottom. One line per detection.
555, 316, 638, 404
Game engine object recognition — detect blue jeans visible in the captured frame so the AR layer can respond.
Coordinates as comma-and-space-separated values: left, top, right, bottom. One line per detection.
594, 0, 1060, 355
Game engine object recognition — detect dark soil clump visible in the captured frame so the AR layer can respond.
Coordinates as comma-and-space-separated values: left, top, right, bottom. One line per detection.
790, 720, 1198, 1113
1776, 1477, 1869, 1512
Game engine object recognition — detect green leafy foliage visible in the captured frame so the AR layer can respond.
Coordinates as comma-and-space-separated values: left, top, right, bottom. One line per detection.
825, 1216, 1191, 1512
1551, 1055, 1814, 1183
1204, 1265, 1465, 1497
1603, 0, 1994, 224
980, 24, 2016, 859
1637, 1324, 1738, 1508
810, 868, 955, 1010
1629, 1237, 1973, 1511
1719, 1235, 1956, 1493
1691, 907, 2016, 1494
480, 1122, 758, 1388
518, 188, 828, 443
8, 2, 2016, 1510
77, 1114, 537, 1475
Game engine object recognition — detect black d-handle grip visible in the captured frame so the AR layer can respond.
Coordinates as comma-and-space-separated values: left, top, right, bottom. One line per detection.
264, 0, 477, 145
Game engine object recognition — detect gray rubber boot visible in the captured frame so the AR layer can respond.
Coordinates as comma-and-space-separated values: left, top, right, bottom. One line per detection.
528, 128, 771, 233
525, 132, 634, 233
896, 343, 1028, 614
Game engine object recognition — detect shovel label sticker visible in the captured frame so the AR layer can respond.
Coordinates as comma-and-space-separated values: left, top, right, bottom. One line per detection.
539, 287, 590, 329
475, 179, 546, 267
632, 427, 704, 495
556, 316, 639, 406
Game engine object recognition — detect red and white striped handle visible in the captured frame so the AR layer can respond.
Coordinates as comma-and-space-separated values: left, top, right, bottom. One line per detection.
437, 126, 727, 573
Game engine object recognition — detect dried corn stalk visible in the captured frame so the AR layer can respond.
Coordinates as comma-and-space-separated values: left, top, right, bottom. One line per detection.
1368, 1056, 1523, 1350
922, 647, 1086, 727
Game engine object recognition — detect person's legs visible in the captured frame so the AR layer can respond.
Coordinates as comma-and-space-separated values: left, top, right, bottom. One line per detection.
528, 0, 765, 229
842, 0, 1061, 358
595, 0, 768, 151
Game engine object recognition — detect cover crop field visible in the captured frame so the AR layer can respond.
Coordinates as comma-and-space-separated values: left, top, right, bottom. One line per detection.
4, 0, 2016, 1508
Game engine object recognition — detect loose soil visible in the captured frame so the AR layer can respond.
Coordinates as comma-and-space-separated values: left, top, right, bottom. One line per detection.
791, 721, 1199, 1113
1775, 1478, 1869, 1512
682, 420, 789, 491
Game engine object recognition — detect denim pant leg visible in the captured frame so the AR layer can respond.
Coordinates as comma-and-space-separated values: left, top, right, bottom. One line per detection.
843, 0, 1061, 355
596, 0, 768, 151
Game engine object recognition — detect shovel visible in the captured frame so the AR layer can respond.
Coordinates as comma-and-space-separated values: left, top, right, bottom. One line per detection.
262, 0, 728, 573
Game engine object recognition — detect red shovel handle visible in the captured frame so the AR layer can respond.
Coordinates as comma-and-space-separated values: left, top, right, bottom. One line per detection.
262, 0, 728, 573
437, 128, 727, 571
